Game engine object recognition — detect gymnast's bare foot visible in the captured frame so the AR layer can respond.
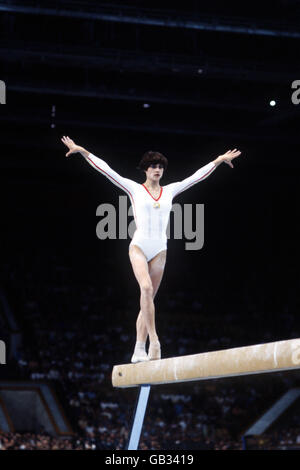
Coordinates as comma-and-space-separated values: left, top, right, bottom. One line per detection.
148, 340, 161, 360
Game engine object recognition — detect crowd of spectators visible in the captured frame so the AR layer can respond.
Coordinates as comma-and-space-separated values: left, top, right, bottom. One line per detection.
0, 246, 299, 450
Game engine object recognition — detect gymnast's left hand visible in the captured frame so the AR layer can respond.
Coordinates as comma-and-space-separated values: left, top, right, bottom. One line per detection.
216, 149, 242, 168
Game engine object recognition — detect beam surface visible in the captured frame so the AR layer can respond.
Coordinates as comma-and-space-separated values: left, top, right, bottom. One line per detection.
112, 338, 300, 388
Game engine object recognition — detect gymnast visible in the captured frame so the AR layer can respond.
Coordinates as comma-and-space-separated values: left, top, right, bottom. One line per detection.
61, 136, 241, 363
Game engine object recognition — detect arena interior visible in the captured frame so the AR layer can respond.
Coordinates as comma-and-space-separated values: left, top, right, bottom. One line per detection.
0, 0, 300, 453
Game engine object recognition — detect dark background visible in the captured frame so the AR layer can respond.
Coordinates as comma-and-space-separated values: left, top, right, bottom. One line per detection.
1, 0, 300, 452
1, 0, 300, 353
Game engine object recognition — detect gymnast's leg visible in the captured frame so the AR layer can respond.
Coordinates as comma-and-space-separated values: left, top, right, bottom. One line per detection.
129, 246, 166, 361
135, 249, 167, 356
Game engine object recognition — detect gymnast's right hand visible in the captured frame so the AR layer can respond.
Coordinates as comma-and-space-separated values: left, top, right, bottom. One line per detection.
61, 136, 84, 157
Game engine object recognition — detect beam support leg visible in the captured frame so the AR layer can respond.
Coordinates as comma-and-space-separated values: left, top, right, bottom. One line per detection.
127, 385, 151, 450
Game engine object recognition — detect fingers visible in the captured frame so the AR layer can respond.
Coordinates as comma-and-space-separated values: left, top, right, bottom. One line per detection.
61, 136, 72, 144
228, 149, 241, 158
61, 136, 68, 146
221, 148, 241, 168
61, 136, 75, 156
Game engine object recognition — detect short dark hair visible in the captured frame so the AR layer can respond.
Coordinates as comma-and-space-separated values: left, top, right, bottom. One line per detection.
136, 151, 168, 172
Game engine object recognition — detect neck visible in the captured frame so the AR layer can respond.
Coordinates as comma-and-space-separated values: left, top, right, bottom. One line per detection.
144, 179, 160, 189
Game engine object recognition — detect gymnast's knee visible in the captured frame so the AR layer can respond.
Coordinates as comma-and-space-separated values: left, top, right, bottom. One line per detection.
140, 281, 153, 298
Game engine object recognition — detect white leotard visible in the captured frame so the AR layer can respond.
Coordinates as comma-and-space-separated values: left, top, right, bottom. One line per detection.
84, 153, 216, 261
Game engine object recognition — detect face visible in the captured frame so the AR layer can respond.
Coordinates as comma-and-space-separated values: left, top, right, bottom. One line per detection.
145, 163, 164, 181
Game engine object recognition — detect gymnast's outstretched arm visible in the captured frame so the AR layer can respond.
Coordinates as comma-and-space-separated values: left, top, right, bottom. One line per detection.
61, 136, 138, 195
168, 148, 242, 198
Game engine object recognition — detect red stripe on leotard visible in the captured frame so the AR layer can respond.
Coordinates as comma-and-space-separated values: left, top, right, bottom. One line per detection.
174, 165, 216, 197
86, 155, 138, 228
142, 184, 163, 201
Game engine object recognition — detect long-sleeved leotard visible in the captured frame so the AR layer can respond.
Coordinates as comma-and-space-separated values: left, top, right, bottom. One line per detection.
84, 153, 216, 261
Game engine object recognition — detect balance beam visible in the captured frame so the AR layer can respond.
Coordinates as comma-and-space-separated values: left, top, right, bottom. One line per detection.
112, 338, 300, 388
